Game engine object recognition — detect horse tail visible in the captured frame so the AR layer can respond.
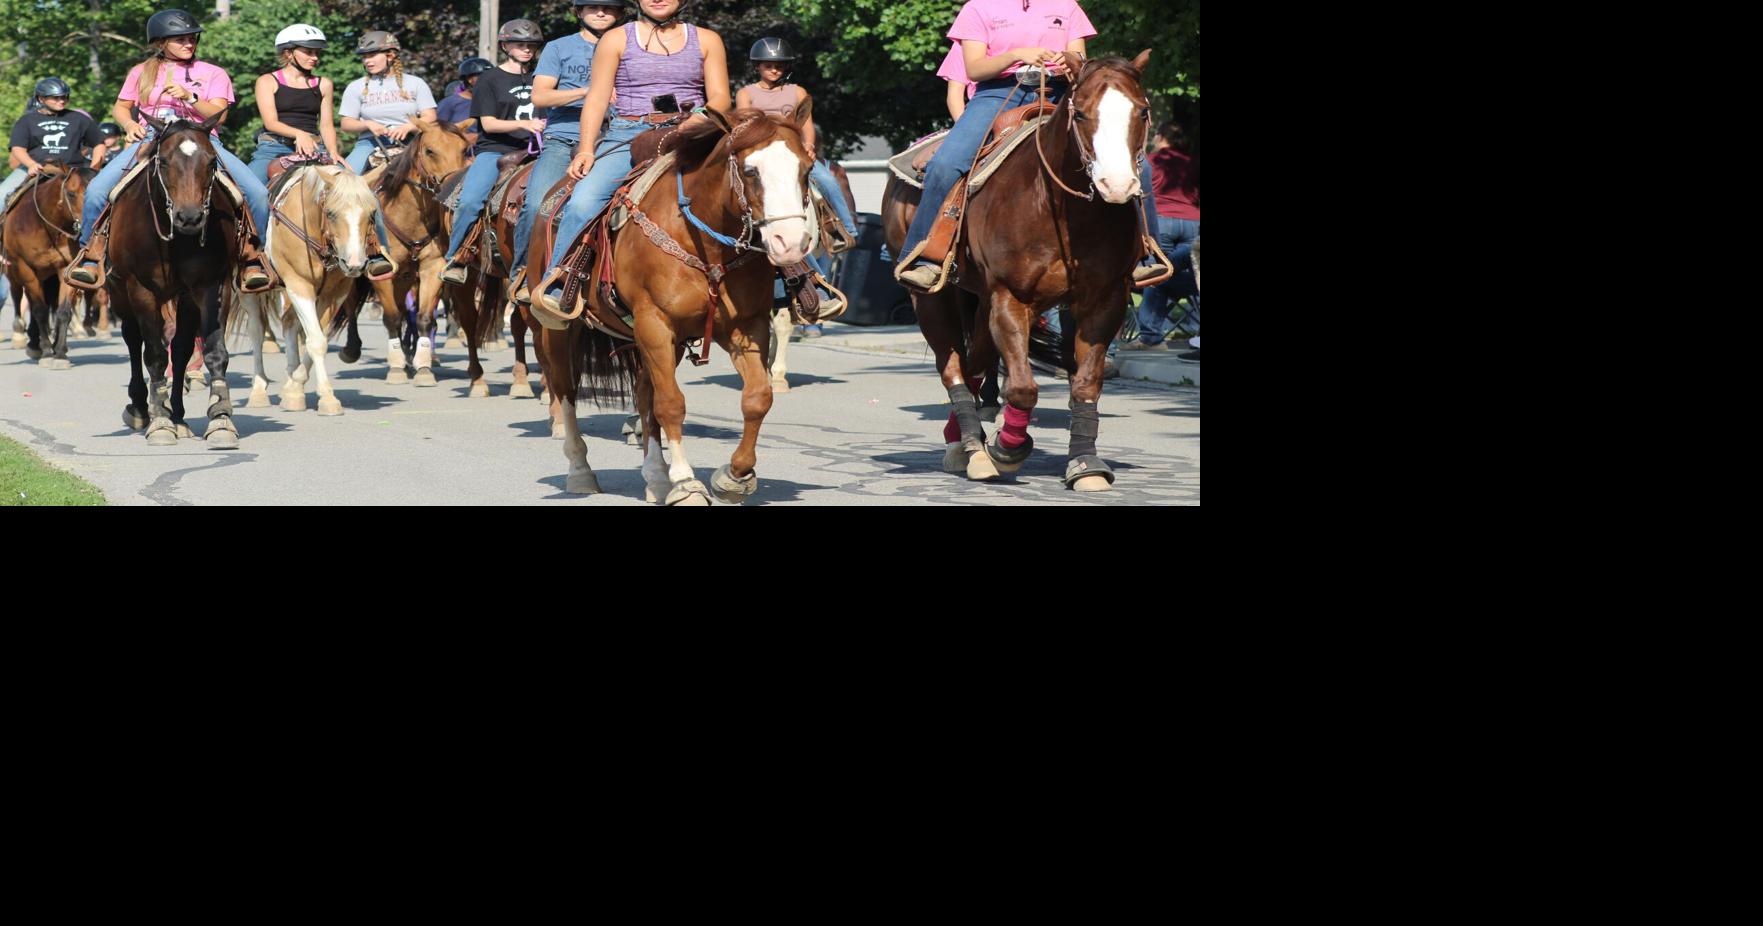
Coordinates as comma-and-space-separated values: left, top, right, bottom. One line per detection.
326, 279, 367, 339
574, 326, 640, 409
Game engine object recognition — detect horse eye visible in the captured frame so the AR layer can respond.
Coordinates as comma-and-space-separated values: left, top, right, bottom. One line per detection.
744, 168, 758, 178
1074, 112, 1087, 122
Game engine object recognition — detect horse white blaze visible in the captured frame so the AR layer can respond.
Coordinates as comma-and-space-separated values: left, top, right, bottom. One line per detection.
338, 204, 368, 274
747, 141, 809, 265
1091, 88, 1141, 204
178, 139, 198, 158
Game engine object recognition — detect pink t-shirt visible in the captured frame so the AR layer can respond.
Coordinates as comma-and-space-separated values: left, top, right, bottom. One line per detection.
948, 0, 1097, 78
936, 44, 977, 100
118, 59, 235, 128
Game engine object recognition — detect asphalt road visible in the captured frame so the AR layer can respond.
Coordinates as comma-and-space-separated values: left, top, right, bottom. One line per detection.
1, 321, 1199, 506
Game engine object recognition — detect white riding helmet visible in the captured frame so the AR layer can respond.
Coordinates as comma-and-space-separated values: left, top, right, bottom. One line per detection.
275, 24, 328, 50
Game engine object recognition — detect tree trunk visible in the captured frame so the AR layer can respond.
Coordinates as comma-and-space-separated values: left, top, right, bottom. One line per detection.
88, 0, 102, 89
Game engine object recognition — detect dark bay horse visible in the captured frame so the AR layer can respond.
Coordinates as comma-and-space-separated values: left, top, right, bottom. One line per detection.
534, 106, 817, 504
883, 52, 1155, 491
104, 114, 244, 448
2, 162, 92, 368
443, 159, 539, 401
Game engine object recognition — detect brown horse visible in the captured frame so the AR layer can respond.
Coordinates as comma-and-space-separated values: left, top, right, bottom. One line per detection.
883, 53, 1155, 491
534, 106, 818, 504
2, 163, 92, 368
341, 121, 473, 384
443, 157, 539, 401
104, 114, 244, 448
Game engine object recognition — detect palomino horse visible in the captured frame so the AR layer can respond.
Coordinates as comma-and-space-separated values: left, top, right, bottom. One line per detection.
2, 162, 93, 368
534, 106, 817, 504
102, 114, 244, 448
883, 52, 1156, 492
234, 164, 386, 415
343, 121, 473, 385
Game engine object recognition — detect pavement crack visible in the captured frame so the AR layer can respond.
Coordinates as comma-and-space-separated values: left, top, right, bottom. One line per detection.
140, 452, 259, 506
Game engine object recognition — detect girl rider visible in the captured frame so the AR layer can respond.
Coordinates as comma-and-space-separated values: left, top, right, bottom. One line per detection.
535, 0, 732, 312
67, 8, 273, 292
339, 31, 438, 176
440, 18, 545, 286
509, 1, 624, 291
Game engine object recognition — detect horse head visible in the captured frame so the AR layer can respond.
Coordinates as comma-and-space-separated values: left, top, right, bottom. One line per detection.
673, 102, 816, 267
392, 120, 474, 194
142, 113, 224, 235
1066, 50, 1154, 205
311, 166, 382, 277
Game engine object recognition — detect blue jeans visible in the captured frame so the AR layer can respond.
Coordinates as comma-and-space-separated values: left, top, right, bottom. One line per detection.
0, 167, 29, 204
809, 160, 857, 236
546, 117, 650, 287
1135, 217, 1200, 345
445, 151, 509, 262
345, 139, 382, 175
901, 78, 1158, 264
81, 131, 271, 249
511, 134, 577, 274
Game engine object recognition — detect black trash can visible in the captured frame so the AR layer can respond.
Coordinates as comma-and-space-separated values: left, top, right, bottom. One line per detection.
831, 212, 915, 326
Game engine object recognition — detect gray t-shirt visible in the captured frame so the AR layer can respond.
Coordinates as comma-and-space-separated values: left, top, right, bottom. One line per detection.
340, 73, 437, 127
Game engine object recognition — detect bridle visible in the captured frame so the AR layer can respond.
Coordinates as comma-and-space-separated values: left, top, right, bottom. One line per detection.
147, 127, 219, 244
1032, 66, 1153, 203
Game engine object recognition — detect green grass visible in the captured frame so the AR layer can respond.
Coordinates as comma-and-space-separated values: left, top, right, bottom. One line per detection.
0, 434, 106, 506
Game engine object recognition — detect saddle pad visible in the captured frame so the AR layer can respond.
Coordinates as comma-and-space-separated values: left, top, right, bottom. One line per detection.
967, 116, 1051, 194
438, 170, 466, 213
2, 172, 48, 215
888, 130, 948, 189
607, 151, 677, 232
487, 159, 534, 221
109, 157, 247, 212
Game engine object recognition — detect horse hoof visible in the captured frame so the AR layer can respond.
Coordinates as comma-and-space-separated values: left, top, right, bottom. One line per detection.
468, 382, 490, 398
1072, 474, 1113, 492
386, 369, 408, 385
205, 425, 240, 450
175, 423, 196, 439
246, 392, 272, 408
965, 445, 1001, 481
986, 434, 1033, 475
770, 377, 790, 393
262, 341, 281, 354
50, 359, 71, 371
665, 480, 712, 507
339, 346, 360, 364
942, 443, 971, 474
710, 465, 758, 505
509, 381, 535, 399
36, 356, 50, 367
1063, 455, 1116, 491
317, 397, 344, 416
146, 425, 178, 446
122, 406, 148, 431
94, 328, 112, 340
413, 369, 438, 387
280, 393, 307, 412
566, 469, 603, 495
12, 334, 28, 349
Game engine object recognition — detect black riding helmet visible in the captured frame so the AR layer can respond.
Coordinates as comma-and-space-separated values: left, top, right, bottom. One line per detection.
146, 9, 204, 42
99, 122, 124, 140
34, 77, 71, 101
749, 37, 796, 63
457, 56, 494, 79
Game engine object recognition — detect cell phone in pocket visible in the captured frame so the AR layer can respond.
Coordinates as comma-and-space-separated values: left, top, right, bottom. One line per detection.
652, 93, 680, 113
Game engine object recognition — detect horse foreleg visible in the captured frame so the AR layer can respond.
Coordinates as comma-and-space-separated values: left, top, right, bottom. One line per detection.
709, 313, 770, 505
289, 288, 341, 415
10, 293, 27, 349
1063, 288, 1126, 492
455, 274, 487, 397
377, 275, 408, 383
49, 284, 74, 369
167, 298, 199, 439
509, 303, 535, 399
636, 370, 668, 504
555, 326, 599, 495
203, 288, 239, 448
280, 292, 312, 412
412, 263, 443, 386
977, 288, 1039, 481
919, 289, 990, 477
635, 319, 707, 506
119, 306, 149, 432
141, 306, 176, 446
768, 306, 791, 391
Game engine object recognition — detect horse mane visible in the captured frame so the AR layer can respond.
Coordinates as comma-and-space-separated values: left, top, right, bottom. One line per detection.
315, 166, 380, 215
662, 107, 793, 173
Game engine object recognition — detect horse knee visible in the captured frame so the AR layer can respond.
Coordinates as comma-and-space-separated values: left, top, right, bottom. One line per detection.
1004, 380, 1038, 410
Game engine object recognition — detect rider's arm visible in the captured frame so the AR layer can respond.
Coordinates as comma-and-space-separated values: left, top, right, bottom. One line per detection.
532, 74, 589, 111
946, 81, 966, 121
319, 78, 343, 161
576, 28, 626, 154
89, 141, 111, 170
734, 85, 751, 111
10, 145, 41, 173
699, 31, 732, 113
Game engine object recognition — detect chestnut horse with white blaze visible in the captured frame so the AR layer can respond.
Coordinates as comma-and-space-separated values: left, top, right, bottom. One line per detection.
884, 52, 1157, 492
536, 106, 817, 505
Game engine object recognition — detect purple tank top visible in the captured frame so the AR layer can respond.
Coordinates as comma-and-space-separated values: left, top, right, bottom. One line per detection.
615, 22, 706, 116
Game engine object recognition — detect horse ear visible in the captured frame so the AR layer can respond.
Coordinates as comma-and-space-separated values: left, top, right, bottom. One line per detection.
199, 111, 224, 134
1132, 49, 1153, 73
703, 106, 734, 136
143, 113, 167, 135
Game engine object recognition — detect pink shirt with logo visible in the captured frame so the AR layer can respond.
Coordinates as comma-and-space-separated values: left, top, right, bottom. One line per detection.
936, 44, 977, 100
118, 59, 235, 131
948, 0, 1097, 78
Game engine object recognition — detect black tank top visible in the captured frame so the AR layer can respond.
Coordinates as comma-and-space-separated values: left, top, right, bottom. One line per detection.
272, 71, 322, 135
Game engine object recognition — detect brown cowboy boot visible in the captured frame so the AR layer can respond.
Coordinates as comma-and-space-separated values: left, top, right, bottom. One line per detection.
238, 239, 274, 293
65, 222, 111, 289
365, 241, 395, 280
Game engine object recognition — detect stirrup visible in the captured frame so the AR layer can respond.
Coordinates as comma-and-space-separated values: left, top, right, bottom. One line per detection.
239, 262, 273, 294
365, 254, 396, 281
66, 257, 105, 290
440, 258, 469, 285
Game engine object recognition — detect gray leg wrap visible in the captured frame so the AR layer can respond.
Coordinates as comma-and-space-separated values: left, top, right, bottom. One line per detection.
948, 383, 986, 451
1069, 399, 1101, 459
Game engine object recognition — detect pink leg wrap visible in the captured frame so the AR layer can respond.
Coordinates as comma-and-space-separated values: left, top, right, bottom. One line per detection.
944, 411, 962, 444
999, 405, 1031, 449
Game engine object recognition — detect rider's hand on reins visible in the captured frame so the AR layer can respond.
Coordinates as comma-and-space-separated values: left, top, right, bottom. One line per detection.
386, 122, 415, 142
567, 151, 596, 180
125, 122, 149, 144
294, 132, 319, 157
